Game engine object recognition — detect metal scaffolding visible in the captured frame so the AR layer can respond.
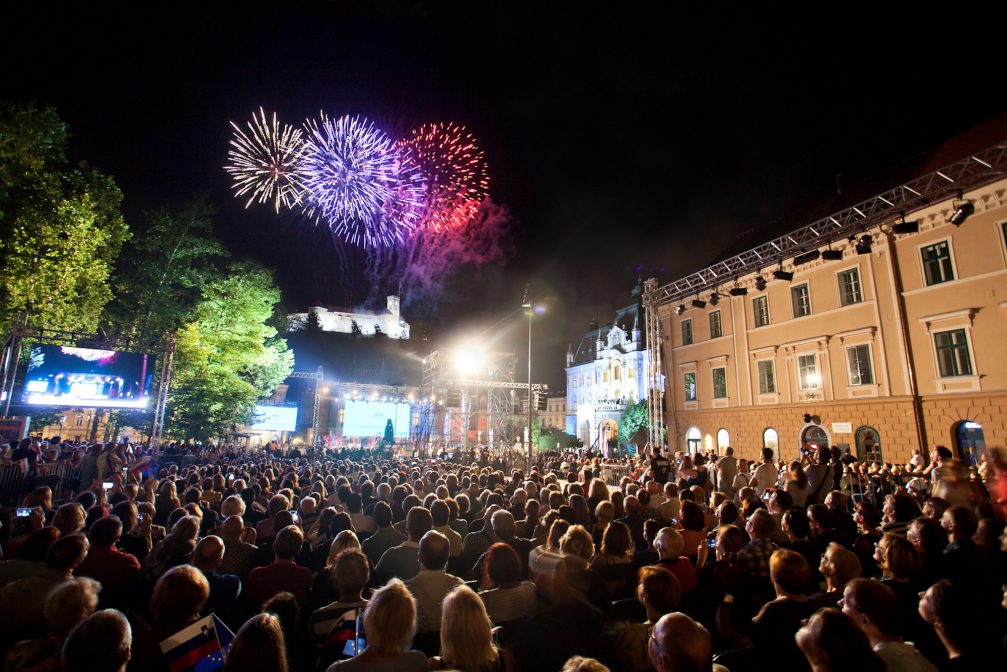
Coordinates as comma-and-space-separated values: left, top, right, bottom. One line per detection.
642, 278, 666, 453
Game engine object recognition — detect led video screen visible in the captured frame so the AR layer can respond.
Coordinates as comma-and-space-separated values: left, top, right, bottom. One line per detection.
251, 405, 298, 431
343, 400, 412, 438
23, 345, 156, 409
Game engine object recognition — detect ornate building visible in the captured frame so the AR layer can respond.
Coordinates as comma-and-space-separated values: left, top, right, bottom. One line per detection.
288, 296, 410, 339
565, 282, 660, 449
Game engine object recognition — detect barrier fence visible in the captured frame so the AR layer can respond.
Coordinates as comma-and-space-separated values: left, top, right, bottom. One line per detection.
0, 462, 80, 507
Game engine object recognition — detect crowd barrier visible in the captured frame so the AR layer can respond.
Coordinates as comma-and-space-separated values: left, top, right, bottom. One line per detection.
0, 462, 80, 507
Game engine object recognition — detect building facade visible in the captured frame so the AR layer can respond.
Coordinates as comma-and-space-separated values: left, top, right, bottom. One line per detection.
565, 283, 660, 449
653, 125, 1007, 467
289, 296, 410, 339
540, 394, 567, 433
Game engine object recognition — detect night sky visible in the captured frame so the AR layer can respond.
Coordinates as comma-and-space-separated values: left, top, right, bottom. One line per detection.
4, 2, 1005, 390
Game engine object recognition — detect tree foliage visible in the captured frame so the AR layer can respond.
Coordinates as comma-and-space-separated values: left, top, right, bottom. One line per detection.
618, 399, 649, 444
0, 102, 129, 331
168, 262, 293, 439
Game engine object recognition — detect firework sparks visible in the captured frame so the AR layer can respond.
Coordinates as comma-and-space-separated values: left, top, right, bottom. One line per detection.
395, 122, 489, 233
225, 107, 306, 212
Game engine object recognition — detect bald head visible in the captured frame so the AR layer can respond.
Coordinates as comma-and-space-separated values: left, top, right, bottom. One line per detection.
222, 515, 244, 540
418, 530, 450, 570
191, 535, 225, 572
648, 612, 712, 672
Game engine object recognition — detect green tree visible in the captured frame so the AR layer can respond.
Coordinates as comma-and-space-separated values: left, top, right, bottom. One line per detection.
618, 399, 649, 444
0, 102, 129, 331
168, 262, 293, 439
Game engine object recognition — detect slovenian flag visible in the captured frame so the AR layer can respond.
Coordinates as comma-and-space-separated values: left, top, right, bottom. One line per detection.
160, 614, 235, 672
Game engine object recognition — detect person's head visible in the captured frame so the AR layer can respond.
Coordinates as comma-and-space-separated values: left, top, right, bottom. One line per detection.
47, 533, 90, 572
430, 499, 450, 527
819, 542, 861, 590
373, 501, 393, 528
491, 509, 517, 541
746, 509, 776, 540
601, 520, 633, 558
648, 612, 713, 672
405, 506, 433, 542
679, 501, 705, 532
62, 609, 132, 672
484, 542, 522, 587
559, 525, 594, 562
418, 529, 450, 571
782, 508, 811, 540
19, 526, 60, 562
546, 518, 571, 551
770, 549, 810, 597
918, 579, 974, 654
921, 496, 949, 521
636, 565, 681, 617
150, 564, 210, 629
332, 548, 369, 599
191, 535, 226, 573
44, 577, 101, 635
874, 533, 921, 580
362, 579, 417, 657
761, 447, 774, 463
53, 502, 86, 536
223, 613, 288, 672
842, 578, 903, 642
440, 585, 499, 672
653, 527, 685, 560
796, 608, 884, 672
88, 515, 123, 547
940, 505, 978, 542
273, 525, 303, 561
562, 657, 611, 672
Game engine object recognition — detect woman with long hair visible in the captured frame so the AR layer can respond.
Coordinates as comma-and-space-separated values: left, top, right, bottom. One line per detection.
224, 613, 288, 672
784, 461, 810, 507
432, 585, 513, 671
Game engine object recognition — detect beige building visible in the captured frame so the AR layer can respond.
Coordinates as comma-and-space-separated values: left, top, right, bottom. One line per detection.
540, 394, 567, 433
651, 119, 1007, 467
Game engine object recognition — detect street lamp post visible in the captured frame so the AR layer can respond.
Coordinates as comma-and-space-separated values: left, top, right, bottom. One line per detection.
522, 287, 533, 475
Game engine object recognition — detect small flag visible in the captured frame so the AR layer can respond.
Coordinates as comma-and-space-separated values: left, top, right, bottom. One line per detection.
160, 614, 235, 672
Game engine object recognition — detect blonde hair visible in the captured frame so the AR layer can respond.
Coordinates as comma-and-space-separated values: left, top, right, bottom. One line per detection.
325, 530, 362, 569
44, 577, 101, 632
559, 525, 595, 561
440, 585, 499, 672
587, 478, 610, 502
363, 579, 417, 656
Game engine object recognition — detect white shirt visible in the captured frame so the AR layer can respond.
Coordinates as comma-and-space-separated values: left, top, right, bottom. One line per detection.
873, 640, 939, 672
751, 463, 778, 495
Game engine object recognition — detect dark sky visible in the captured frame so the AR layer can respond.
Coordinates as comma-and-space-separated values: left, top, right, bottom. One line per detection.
4, 2, 1005, 390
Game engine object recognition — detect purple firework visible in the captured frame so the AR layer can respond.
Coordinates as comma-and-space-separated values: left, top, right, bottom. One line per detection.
301, 113, 426, 247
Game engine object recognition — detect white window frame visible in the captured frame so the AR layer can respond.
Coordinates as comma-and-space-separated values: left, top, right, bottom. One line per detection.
932, 328, 973, 378
753, 296, 770, 327
797, 353, 820, 390
845, 343, 875, 386
917, 238, 958, 287
790, 282, 812, 318
683, 371, 697, 402
836, 267, 863, 306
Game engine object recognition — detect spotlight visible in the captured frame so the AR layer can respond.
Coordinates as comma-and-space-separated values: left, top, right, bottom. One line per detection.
793, 250, 820, 265
948, 201, 974, 226
676, 304, 686, 315
802, 413, 813, 423
729, 286, 748, 296
709, 292, 719, 306
691, 299, 707, 309
855, 235, 873, 255
754, 276, 767, 291
772, 269, 794, 281
822, 249, 844, 261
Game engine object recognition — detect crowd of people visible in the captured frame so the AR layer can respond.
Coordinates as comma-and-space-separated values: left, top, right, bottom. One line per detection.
0, 436, 1003, 672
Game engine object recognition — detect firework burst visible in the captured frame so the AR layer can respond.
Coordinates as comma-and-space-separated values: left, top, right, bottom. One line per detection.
300, 113, 425, 247
395, 122, 489, 233
225, 107, 306, 211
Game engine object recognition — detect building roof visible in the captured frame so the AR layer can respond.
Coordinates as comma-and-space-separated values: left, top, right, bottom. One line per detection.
570, 284, 646, 366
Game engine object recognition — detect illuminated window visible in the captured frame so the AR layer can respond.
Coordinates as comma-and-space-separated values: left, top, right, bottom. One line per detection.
921, 241, 954, 286
709, 310, 722, 338
75, 415, 84, 427
838, 269, 862, 306
753, 296, 770, 327
717, 428, 730, 450
712, 367, 727, 398
763, 428, 779, 456
684, 372, 696, 401
846, 345, 874, 385
798, 354, 819, 390
757, 360, 776, 394
791, 283, 811, 318
682, 319, 693, 345
934, 329, 972, 377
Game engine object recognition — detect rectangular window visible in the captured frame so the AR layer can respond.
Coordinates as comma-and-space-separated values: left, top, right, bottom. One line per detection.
684, 372, 696, 401
921, 241, 954, 286
75, 416, 83, 427
791, 283, 811, 317
712, 367, 727, 398
753, 296, 770, 327
838, 269, 862, 306
681, 319, 693, 345
709, 310, 722, 338
846, 345, 874, 385
934, 329, 972, 377
798, 354, 820, 390
757, 360, 776, 394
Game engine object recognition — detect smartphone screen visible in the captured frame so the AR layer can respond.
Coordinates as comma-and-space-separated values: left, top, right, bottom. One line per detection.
707, 538, 717, 548
102, 482, 113, 490
137, 513, 144, 522
16, 507, 32, 517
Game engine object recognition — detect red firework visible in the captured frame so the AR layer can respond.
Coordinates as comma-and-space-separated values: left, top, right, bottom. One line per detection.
394, 122, 489, 233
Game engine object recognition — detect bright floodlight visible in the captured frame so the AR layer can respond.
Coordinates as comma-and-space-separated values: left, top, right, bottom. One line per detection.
453, 342, 487, 375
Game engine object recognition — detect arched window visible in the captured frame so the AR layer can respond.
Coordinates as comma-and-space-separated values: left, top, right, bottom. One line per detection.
954, 420, 986, 466
763, 428, 779, 458
717, 428, 730, 451
686, 427, 702, 454
855, 426, 882, 463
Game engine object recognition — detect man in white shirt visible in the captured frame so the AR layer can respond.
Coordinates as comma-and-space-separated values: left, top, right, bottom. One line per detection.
715, 446, 738, 496
842, 578, 938, 672
750, 448, 778, 497
405, 530, 463, 633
